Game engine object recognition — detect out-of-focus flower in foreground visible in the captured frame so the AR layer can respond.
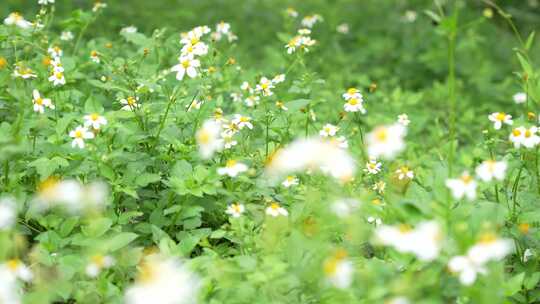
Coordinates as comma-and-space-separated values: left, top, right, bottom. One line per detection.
375, 221, 442, 261
366, 123, 406, 160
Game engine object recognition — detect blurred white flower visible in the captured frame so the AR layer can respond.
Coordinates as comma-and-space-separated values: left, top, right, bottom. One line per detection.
475, 160, 507, 182
125, 256, 200, 304
319, 124, 339, 137
323, 249, 353, 289
366, 123, 406, 160
120, 26, 138, 34
301, 14, 323, 28
60, 31, 74, 41
13, 64, 37, 79
446, 171, 477, 200
403, 10, 417, 22
4, 12, 32, 29
2, 260, 32, 282
218, 160, 248, 177
86, 255, 115, 278
265, 202, 288, 217
331, 199, 359, 218
395, 166, 414, 180
397, 114, 410, 126
196, 120, 223, 159
523, 248, 534, 262
38, 0, 55, 5
47, 46, 63, 58
0, 266, 20, 304
225, 203, 245, 218
32, 178, 109, 213
375, 221, 442, 261
513, 92, 527, 104
266, 138, 356, 182
488, 112, 512, 130
367, 216, 382, 226
90, 50, 100, 63
0, 198, 16, 231
336, 23, 350, 34
344, 97, 366, 113
282, 176, 299, 188
448, 234, 513, 285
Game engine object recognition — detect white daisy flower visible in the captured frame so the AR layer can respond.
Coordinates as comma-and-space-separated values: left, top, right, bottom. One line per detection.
488, 112, 513, 130
232, 114, 253, 130
397, 114, 410, 126
255, 77, 275, 96
217, 160, 248, 177
344, 98, 366, 113
364, 158, 381, 175
225, 203, 245, 218
48, 71, 66, 86
395, 166, 414, 180
319, 124, 339, 137
120, 96, 140, 111
32, 89, 54, 114
342, 88, 362, 100
38, 0, 55, 5
83, 113, 108, 130
47, 46, 63, 58
282, 176, 299, 188
171, 55, 200, 80
509, 126, 540, 148
69, 125, 94, 149
265, 202, 288, 217
90, 50, 100, 63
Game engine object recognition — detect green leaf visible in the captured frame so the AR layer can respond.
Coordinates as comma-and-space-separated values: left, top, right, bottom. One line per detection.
505, 272, 525, 296
135, 173, 161, 187
106, 232, 138, 251
29, 157, 69, 180
526, 31, 536, 51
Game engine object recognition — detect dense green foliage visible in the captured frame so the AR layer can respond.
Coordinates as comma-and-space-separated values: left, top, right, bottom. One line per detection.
1, 0, 540, 303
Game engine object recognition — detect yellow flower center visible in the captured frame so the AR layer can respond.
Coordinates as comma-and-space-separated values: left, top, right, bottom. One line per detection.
460, 174, 473, 184
190, 37, 199, 45
127, 96, 136, 106
226, 160, 237, 168
239, 117, 249, 123
513, 129, 521, 137
55, 72, 63, 80
35, 97, 43, 105
525, 129, 533, 138
375, 128, 388, 142
232, 203, 242, 213
138, 263, 156, 283
398, 224, 412, 233
496, 112, 506, 121
91, 50, 98, 57
181, 60, 190, 68
197, 130, 211, 144
347, 88, 357, 95
75, 130, 83, 138
6, 259, 20, 271
400, 166, 409, 173
91, 255, 105, 267
12, 12, 22, 21
348, 98, 358, 105
270, 202, 280, 210
479, 232, 497, 244
90, 113, 100, 121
